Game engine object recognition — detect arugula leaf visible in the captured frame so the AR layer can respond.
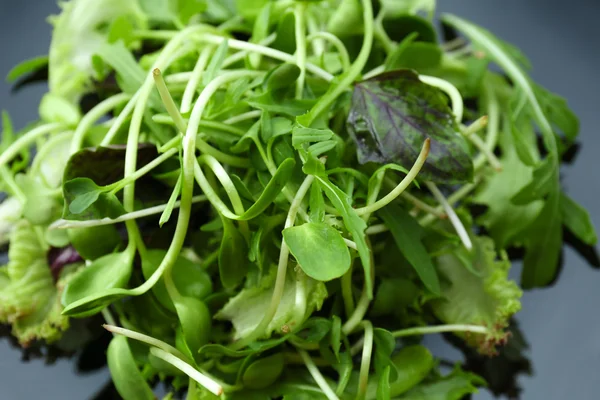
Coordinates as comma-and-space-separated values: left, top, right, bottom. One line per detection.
560, 192, 597, 246
399, 366, 485, 400
378, 205, 440, 295
6, 55, 49, 83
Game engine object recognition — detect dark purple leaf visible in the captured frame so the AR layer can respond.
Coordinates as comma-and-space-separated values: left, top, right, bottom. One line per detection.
347, 70, 474, 184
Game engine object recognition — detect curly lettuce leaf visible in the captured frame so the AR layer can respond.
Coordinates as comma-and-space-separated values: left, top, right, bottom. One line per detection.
215, 269, 327, 340
0, 197, 23, 246
48, 0, 147, 103
0, 220, 76, 346
432, 236, 522, 356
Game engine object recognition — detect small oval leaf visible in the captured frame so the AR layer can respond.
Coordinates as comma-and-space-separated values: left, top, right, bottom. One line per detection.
242, 353, 285, 389
283, 222, 351, 281
107, 336, 154, 400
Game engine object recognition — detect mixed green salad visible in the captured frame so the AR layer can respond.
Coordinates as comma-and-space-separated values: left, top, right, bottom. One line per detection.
1, 0, 596, 398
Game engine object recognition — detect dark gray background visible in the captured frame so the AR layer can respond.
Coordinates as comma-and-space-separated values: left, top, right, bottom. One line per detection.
1, 0, 599, 398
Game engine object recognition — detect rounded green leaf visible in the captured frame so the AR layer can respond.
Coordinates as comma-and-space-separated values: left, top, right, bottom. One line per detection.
283, 222, 351, 281
142, 249, 213, 312
390, 345, 435, 397
107, 336, 154, 400
174, 297, 212, 359
242, 352, 285, 389
68, 225, 122, 260
61, 250, 134, 317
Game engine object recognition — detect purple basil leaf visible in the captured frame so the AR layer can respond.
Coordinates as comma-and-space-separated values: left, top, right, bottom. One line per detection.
347, 70, 474, 184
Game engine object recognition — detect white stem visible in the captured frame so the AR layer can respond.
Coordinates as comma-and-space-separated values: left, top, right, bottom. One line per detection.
298, 349, 340, 400
150, 348, 223, 396
49, 195, 208, 230
425, 182, 473, 250
420, 75, 464, 122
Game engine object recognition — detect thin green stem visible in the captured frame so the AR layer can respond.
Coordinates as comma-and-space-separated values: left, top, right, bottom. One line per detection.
196, 138, 250, 168
307, 32, 351, 72
198, 34, 334, 82
223, 110, 262, 125
392, 324, 489, 338
420, 75, 464, 123
0, 123, 63, 168
109, 148, 178, 194
300, 0, 373, 126
100, 91, 140, 146
357, 320, 373, 400
295, 2, 308, 99
70, 93, 130, 154
355, 139, 430, 216
419, 177, 481, 226
341, 267, 355, 318
181, 46, 213, 114
150, 348, 224, 396
103, 324, 189, 361
425, 181, 473, 250
153, 68, 188, 134
29, 131, 73, 186
49, 195, 208, 230
0, 166, 26, 203
298, 349, 339, 400
342, 286, 370, 335
231, 174, 315, 350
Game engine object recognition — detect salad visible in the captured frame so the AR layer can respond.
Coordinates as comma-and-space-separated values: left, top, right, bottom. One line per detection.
0, 0, 596, 399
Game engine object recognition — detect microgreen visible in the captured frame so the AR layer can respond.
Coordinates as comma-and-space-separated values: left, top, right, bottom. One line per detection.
0, 0, 596, 399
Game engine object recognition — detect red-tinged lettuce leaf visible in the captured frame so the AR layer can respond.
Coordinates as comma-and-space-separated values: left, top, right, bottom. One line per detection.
63, 144, 158, 184
347, 70, 473, 184
431, 236, 522, 356
0, 220, 78, 346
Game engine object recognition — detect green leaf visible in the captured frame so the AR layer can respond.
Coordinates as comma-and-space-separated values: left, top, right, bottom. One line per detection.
399, 366, 485, 400
378, 205, 440, 295
264, 64, 301, 93
242, 353, 285, 389
203, 40, 229, 86
373, 328, 396, 378
348, 70, 473, 184
107, 336, 155, 400
215, 268, 327, 340
218, 214, 249, 289
62, 177, 127, 220
377, 366, 392, 400
108, 15, 136, 45
292, 125, 334, 149
160, 172, 182, 227
520, 193, 562, 289
247, 92, 316, 117
510, 156, 556, 205
15, 174, 62, 225
533, 83, 579, 142
63, 145, 158, 185
235, 0, 269, 20
432, 236, 522, 355
284, 222, 351, 282
473, 133, 544, 249
95, 41, 161, 108
248, 2, 272, 68
315, 176, 372, 298
560, 192, 597, 245
39, 93, 82, 126
327, 0, 363, 37
174, 297, 212, 359
371, 278, 419, 317
330, 315, 342, 360
178, 0, 207, 24
309, 183, 325, 223
292, 317, 332, 344
0, 220, 71, 345
142, 249, 213, 313
6, 55, 48, 83
62, 250, 134, 317
389, 345, 434, 397
442, 14, 558, 159
271, 11, 296, 54
68, 225, 123, 260
386, 42, 442, 71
